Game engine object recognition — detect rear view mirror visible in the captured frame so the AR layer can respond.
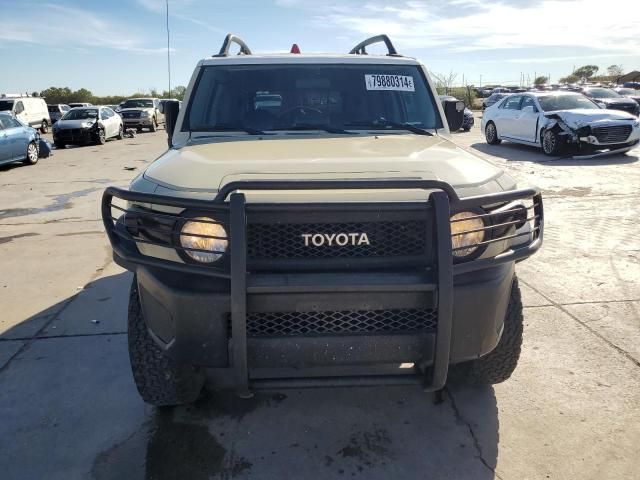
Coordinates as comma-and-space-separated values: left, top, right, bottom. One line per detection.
164, 100, 180, 148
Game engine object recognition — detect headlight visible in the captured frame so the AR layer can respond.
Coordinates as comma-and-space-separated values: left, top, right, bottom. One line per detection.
140, 111, 150, 117
82, 121, 95, 128
179, 217, 228, 263
450, 211, 486, 258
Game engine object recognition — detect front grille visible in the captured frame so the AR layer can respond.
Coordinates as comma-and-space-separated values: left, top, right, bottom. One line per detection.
56, 128, 89, 141
243, 308, 437, 337
592, 125, 632, 144
122, 111, 141, 118
247, 220, 427, 259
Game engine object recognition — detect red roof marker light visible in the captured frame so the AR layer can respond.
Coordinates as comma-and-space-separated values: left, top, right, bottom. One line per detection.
290, 44, 301, 54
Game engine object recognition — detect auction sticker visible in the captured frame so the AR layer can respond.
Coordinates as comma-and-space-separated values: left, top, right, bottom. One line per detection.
365, 74, 415, 91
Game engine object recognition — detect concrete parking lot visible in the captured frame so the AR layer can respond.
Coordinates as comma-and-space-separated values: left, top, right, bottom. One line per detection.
1, 118, 639, 479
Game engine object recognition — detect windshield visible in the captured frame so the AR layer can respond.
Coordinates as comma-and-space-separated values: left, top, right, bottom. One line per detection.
61, 108, 98, 120
0, 100, 14, 111
538, 94, 598, 111
185, 64, 442, 133
121, 99, 154, 109
585, 88, 620, 99
616, 89, 636, 95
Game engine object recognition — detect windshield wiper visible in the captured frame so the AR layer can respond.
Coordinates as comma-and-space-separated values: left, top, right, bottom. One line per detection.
345, 121, 433, 136
201, 124, 268, 135
273, 124, 352, 134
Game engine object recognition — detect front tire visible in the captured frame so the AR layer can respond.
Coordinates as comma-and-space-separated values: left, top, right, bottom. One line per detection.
458, 276, 523, 385
542, 129, 563, 156
40, 120, 49, 134
128, 280, 205, 406
95, 128, 106, 145
24, 141, 39, 165
117, 124, 124, 140
485, 121, 501, 145
149, 118, 157, 132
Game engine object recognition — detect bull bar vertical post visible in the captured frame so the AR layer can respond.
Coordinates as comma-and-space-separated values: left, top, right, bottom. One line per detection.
230, 192, 252, 398
427, 191, 454, 390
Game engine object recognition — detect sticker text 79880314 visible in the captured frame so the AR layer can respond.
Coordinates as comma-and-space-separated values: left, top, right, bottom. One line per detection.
365, 74, 415, 92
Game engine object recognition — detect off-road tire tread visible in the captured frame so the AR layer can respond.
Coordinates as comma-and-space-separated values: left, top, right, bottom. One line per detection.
128, 280, 204, 406
461, 276, 523, 385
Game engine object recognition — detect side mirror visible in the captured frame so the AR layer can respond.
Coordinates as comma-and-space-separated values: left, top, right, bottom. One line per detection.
164, 100, 180, 148
442, 99, 464, 131
158, 102, 165, 114
15, 104, 24, 114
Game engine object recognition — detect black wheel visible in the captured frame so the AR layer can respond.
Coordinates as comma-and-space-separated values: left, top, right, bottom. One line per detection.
136, 127, 143, 133
457, 276, 523, 385
95, 128, 106, 145
149, 118, 157, 132
128, 279, 204, 406
54, 141, 65, 149
40, 120, 49, 134
485, 121, 501, 145
24, 141, 39, 165
542, 129, 563, 156
117, 124, 124, 140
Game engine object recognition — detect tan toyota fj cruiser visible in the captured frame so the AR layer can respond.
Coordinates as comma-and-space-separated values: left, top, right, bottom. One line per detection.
102, 35, 544, 406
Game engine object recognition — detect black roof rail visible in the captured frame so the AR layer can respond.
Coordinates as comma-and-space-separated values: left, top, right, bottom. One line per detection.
214, 34, 252, 57
349, 35, 399, 56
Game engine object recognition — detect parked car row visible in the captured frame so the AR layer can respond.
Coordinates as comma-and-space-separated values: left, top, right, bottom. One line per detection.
481, 91, 640, 157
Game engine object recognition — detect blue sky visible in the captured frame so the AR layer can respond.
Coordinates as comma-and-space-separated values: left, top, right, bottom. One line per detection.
1, 0, 639, 95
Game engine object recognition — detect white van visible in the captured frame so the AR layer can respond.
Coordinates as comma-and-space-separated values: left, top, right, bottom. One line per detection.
0, 96, 51, 133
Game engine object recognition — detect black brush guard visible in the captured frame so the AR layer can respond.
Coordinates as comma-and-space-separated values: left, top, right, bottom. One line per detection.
102, 180, 543, 396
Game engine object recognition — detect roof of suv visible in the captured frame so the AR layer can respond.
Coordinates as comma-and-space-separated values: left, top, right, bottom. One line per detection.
201, 34, 420, 66
201, 54, 420, 66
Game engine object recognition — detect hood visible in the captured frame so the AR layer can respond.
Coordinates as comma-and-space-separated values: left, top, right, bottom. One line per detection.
119, 107, 153, 113
54, 119, 97, 129
544, 108, 637, 128
143, 134, 512, 201
593, 97, 637, 106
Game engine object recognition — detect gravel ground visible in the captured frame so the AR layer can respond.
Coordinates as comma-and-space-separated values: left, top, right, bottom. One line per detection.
0, 119, 638, 479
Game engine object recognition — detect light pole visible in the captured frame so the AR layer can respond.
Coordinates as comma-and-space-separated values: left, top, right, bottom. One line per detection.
166, 0, 171, 98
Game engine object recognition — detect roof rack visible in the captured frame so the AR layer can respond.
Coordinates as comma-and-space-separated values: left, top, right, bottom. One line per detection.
214, 34, 252, 57
348, 35, 399, 56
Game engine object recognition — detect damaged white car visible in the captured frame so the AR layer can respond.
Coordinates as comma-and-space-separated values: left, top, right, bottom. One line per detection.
482, 92, 640, 157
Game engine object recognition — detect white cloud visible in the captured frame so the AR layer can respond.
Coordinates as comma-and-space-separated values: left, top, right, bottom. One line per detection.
301, 0, 640, 56
1, 4, 171, 55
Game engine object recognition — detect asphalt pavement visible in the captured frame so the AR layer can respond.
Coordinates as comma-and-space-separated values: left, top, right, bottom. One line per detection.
0, 119, 639, 479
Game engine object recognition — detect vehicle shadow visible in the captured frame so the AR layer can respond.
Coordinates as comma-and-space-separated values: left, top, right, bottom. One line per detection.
470, 142, 640, 166
1, 272, 500, 480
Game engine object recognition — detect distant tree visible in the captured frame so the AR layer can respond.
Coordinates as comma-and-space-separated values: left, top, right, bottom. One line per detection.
430, 71, 458, 94
534, 76, 549, 86
172, 85, 186, 101
573, 65, 599, 80
559, 74, 579, 84
607, 64, 624, 77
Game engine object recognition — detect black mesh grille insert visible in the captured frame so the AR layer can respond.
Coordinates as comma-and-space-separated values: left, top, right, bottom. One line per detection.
247, 220, 427, 259
244, 309, 437, 337
592, 125, 632, 143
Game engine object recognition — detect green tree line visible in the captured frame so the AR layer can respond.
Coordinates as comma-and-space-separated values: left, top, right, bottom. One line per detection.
36, 86, 187, 105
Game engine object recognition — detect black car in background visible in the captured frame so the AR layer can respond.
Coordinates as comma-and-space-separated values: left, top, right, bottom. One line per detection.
581, 87, 639, 116
614, 88, 640, 105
